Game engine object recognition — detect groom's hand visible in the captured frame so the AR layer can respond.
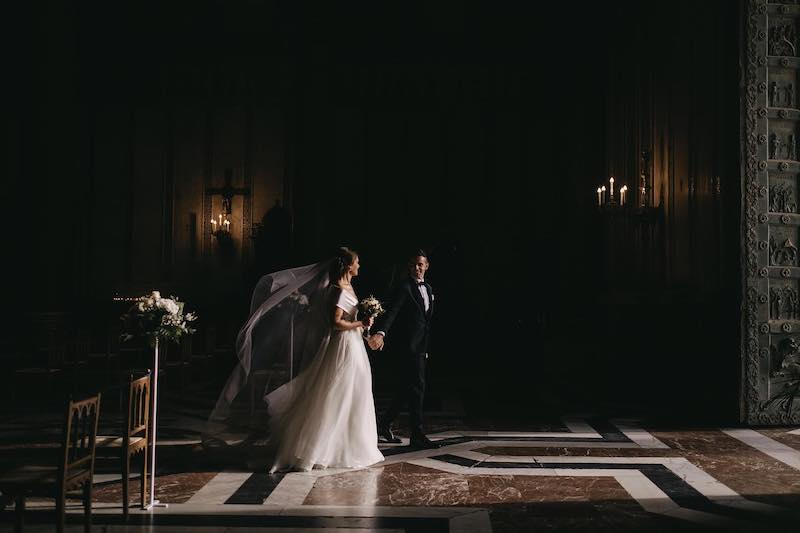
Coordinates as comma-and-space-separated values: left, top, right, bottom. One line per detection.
368, 334, 384, 351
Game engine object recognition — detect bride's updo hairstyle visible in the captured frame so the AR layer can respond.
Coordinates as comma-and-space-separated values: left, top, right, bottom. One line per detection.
330, 246, 358, 282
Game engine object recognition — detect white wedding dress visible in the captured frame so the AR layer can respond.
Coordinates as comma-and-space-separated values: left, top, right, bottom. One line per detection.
265, 288, 385, 472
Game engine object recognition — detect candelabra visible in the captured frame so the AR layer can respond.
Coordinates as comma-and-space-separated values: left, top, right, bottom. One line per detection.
211, 213, 231, 241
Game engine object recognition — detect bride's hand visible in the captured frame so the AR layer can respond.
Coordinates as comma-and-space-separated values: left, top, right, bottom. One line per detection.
361, 316, 375, 328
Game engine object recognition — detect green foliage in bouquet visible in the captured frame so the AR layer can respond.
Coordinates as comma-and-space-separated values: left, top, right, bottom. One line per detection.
120, 291, 197, 347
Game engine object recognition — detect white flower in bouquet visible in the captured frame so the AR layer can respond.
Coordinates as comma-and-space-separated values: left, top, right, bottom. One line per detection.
157, 298, 180, 315
358, 295, 385, 319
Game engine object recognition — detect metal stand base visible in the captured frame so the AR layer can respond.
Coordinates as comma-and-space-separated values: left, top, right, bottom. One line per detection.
143, 499, 169, 510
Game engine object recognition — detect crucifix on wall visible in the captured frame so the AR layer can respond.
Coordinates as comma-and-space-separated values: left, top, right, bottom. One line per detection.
205, 168, 251, 216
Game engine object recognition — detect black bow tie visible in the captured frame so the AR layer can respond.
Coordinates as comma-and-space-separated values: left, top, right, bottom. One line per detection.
416, 280, 426, 286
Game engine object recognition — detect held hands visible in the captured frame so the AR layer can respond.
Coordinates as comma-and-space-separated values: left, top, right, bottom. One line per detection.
361, 316, 375, 329
367, 333, 385, 351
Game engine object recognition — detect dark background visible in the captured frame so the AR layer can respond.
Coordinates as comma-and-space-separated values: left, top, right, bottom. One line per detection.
6, 0, 742, 421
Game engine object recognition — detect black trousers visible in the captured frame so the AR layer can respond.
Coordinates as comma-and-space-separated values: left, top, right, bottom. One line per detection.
382, 352, 427, 436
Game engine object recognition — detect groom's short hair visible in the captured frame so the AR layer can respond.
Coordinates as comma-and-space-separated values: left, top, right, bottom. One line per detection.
409, 249, 429, 262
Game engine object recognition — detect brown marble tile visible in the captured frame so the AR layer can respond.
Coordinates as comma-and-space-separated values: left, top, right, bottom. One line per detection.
304, 462, 632, 507
758, 428, 800, 452
475, 446, 680, 457
92, 472, 216, 504
652, 430, 800, 507
488, 502, 707, 533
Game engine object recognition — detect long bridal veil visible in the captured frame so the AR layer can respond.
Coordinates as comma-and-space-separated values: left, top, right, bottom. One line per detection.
205, 259, 335, 442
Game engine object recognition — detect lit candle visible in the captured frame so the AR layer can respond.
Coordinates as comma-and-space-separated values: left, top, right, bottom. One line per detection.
601, 185, 607, 204
597, 187, 602, 206
211, 219, 217, 232
620, 185, 627, 206
609, 177, 615, 200
640, 186, 646, 207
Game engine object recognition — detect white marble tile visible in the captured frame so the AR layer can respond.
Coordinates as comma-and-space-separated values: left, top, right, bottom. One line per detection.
186, 472, 253, 505
561, 416, 602, 437
611, 418, 670, 449
263, 472, 318, 506
724, 429, 800, 470
787, 428, 800, 435
449, 449, 491, 462
479, 454, 537, 463
553, 468, 641, 477
613, 471, 678, 514
426, 431, 463, 438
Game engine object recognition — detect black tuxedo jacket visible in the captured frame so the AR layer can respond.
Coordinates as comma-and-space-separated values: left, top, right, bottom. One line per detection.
377, 277, 434, 356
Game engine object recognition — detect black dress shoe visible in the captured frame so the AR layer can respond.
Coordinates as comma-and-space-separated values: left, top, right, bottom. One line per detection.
378, 424, 402, 444
409, 434, 440, 449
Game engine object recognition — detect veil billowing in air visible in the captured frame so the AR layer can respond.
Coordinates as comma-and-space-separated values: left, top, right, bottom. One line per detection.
205, 259, 335, 441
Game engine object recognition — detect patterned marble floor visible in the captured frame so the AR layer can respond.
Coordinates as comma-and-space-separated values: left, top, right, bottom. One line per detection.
2, 408, 800, 532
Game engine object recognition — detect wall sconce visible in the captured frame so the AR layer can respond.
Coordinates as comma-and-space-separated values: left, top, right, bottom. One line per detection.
211, 213, 231, 241
205, 167, 251, 245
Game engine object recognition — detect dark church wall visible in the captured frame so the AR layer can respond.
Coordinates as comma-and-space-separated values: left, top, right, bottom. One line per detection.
9, 0, 741, 419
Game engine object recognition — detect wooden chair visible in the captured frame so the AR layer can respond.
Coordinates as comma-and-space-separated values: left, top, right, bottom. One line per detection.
95, 372, 150, 519
0, 393, 101, 533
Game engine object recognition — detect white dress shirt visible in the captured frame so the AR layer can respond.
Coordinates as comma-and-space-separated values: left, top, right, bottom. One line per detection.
416, 280, 430, 312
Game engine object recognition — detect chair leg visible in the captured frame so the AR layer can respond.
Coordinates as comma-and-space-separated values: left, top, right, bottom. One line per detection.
14, 493, 24, 533
56, 487, 65, 533
141, 450, 148, 509
123, 452, 130, 519
83, 480, 93, 533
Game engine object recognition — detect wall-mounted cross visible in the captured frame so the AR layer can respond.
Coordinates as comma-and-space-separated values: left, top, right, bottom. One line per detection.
205, 168, 251, 215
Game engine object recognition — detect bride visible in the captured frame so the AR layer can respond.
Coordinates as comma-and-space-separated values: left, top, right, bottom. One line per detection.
208, 247, 384, 472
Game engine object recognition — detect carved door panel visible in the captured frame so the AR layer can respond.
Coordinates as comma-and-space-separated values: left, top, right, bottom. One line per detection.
743, 0, 800, 424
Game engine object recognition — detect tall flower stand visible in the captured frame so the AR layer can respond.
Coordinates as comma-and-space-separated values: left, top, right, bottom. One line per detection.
145, 337, 169, 510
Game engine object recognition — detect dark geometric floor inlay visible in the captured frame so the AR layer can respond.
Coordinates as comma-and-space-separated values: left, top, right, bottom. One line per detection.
0, 511, 450, 532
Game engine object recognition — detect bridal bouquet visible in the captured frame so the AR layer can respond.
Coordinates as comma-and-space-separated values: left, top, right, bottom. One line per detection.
358, 295, 385, 335
120, 290, 197, 347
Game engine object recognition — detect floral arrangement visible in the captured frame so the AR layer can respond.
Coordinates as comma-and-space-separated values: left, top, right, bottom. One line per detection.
287, 291, 310, 306
120, 291, 197, 347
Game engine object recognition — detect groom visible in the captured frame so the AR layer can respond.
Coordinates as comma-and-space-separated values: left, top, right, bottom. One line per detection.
368, 250, 439, 449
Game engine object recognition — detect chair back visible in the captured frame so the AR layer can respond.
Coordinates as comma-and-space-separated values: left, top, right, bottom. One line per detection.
60, 393, 101, 489
126, 372, 151, 441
